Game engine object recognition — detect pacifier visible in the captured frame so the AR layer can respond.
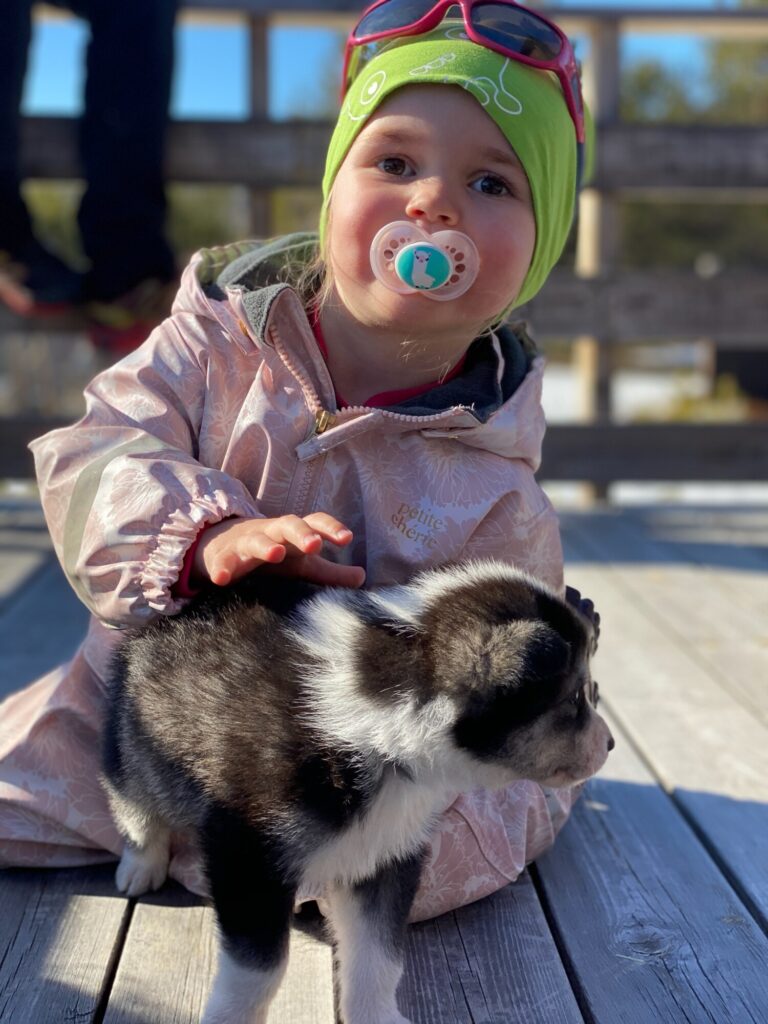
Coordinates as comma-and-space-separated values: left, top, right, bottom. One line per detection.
370, 221, 479, 301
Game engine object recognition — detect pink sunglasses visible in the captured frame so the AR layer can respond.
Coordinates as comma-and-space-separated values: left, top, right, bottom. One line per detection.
342, 0, 585, 178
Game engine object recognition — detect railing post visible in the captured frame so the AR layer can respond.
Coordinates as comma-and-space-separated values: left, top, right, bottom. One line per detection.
248, 14, 271, 237
573, 17, 621, 498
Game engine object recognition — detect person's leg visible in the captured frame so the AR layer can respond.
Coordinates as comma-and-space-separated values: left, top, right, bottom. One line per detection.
0, 0, 82, 311
0, 0, 34, 251
75, 0, 178, 302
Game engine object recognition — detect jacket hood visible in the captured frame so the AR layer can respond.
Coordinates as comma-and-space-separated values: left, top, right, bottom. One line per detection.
176, 237, 548, 468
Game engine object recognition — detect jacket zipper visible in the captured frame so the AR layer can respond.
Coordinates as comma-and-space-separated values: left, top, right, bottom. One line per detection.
315, 409, 336, 434
270, 323, 464, 440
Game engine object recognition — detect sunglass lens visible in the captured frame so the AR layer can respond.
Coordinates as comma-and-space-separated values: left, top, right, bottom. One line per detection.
473, 3, 562, 61
355, 0, 439, 38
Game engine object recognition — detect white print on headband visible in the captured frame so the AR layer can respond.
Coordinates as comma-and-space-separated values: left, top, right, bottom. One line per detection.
408, 52, 457, 76
345, 69, 388, 121
464, 59, 523, 117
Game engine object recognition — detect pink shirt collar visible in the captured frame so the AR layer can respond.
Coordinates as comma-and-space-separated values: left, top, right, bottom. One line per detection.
309, 307, 466, 409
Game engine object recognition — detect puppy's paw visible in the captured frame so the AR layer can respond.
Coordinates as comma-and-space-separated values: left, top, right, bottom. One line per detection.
115, 843, 168, 897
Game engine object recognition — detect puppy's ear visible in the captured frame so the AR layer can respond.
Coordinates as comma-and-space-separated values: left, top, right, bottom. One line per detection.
520, 626, 572, 684
453, 625, 573, 757
565, 586, 600, 654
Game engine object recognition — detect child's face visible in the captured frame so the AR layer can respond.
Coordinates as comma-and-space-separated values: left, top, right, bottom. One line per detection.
325, 85, 536, 337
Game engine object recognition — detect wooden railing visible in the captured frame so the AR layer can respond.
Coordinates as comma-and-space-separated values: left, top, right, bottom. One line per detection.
3, 2, 768, 482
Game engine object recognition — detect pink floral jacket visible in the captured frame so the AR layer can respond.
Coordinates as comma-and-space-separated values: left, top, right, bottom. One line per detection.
2, 239, 576, 919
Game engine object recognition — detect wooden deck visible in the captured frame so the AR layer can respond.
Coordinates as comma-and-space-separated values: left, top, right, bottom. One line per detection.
1, 498, 767, 1023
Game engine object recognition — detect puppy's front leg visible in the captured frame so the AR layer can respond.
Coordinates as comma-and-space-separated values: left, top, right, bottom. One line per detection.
327, 850, 425, 1024
201, 809, 295, 1024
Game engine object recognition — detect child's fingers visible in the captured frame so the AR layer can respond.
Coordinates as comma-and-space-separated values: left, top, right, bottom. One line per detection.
262, 515, 326, 554
209, 537, 286, 586
301, 512, 355, 546
197, 514, 358, 587
267, 555, 366, 588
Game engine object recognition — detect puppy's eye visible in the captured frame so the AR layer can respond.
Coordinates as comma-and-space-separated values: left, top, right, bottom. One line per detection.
590, 681, 600, 708
568, 687, 585, 709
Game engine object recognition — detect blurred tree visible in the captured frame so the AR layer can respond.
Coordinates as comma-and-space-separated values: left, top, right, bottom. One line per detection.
168, 184, 250, 258
619, 2, 768, 270
707, 0, 768, 124
621, 59, 694, 123
271, 188, 322, 234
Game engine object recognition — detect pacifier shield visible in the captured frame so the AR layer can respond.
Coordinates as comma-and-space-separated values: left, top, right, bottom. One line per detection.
370, 221, 479, 301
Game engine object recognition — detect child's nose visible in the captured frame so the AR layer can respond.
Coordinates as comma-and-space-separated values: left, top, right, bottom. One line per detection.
404, 179, 460, 227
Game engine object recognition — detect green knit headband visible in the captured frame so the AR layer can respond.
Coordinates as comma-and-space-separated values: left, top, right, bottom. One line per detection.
321, 27, 589, 312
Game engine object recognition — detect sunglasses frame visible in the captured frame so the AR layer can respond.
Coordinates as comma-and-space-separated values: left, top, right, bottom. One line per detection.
342, 0, 585, 145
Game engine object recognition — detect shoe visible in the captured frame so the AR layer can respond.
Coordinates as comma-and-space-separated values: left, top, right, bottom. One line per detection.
86, 277, 177, 355
0, 238, 83, 316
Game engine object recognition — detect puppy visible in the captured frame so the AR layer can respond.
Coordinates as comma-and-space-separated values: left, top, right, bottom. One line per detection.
102, 560, 613, 1024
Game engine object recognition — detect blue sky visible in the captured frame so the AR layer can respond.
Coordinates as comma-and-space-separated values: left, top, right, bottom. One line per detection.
22, 1, 734, 121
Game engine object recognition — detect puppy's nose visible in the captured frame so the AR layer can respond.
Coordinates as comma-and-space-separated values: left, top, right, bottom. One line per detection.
607, 734, 615, 752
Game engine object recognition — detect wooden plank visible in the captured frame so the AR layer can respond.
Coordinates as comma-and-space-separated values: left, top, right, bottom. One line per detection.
536, 707, 768, 1024
625, 506, 768, 575
2, 420, 768, 486
3, 267, 768, 342
541, 424, 768, 483
19, 117, 332, 186
0, 502, 52, 611
104, 878, 581, 1024
560, 507, 768, 722
0, 415, 70, 478
0, 556, 89, 699
594, 124, 768, 191
400, 878, 584, 1024
269, 927, 335, 1023
102, 886, 336, 1024
520, 269, 768, 344
0, 865, 129, 1024
18, 115, 768, 193
558, 514, 768, 928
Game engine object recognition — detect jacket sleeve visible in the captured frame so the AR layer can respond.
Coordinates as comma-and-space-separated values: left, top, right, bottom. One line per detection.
30, 307, 263, 628
457, 481, 565, 595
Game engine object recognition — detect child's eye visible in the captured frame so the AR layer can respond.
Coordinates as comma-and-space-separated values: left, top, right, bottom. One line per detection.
471, 173, 511, 197
378, 156, 410, 176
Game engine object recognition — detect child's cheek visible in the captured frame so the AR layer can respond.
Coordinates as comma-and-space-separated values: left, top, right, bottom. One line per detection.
327, 209, 370, 287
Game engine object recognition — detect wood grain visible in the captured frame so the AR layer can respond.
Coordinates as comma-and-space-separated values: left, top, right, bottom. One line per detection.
402, 879, 584, 1024
0, 866, 129, 1024
0, 556, 89, 698
561, 508, 768, 722
560, 512, 768, 928
536, 708, 768, 1024
101, 886, 336, 1024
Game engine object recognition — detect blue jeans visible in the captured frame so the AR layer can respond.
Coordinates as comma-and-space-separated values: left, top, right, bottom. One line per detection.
0, 0, 177, 300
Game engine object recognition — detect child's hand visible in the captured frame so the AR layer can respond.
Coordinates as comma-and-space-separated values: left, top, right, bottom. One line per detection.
194, 514, 366, 589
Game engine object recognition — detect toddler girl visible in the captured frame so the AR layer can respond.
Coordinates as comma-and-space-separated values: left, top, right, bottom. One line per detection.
0, 0, 591, 921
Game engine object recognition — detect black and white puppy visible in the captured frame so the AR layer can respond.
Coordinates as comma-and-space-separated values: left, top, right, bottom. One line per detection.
102, 560, 613, 1024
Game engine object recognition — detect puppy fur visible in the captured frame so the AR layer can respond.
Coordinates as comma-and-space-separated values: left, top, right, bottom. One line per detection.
102, 560, 613, 1024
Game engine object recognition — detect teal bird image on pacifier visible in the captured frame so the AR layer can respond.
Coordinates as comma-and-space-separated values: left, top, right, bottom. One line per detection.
394, 244, 451, 291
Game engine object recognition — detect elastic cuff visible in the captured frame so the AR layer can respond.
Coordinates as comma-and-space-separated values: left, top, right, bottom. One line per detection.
171, 530, 206, 599
141, 498, 260, 616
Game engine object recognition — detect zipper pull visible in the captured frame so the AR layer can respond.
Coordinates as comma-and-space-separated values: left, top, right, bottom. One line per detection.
315, 409, 336, 435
